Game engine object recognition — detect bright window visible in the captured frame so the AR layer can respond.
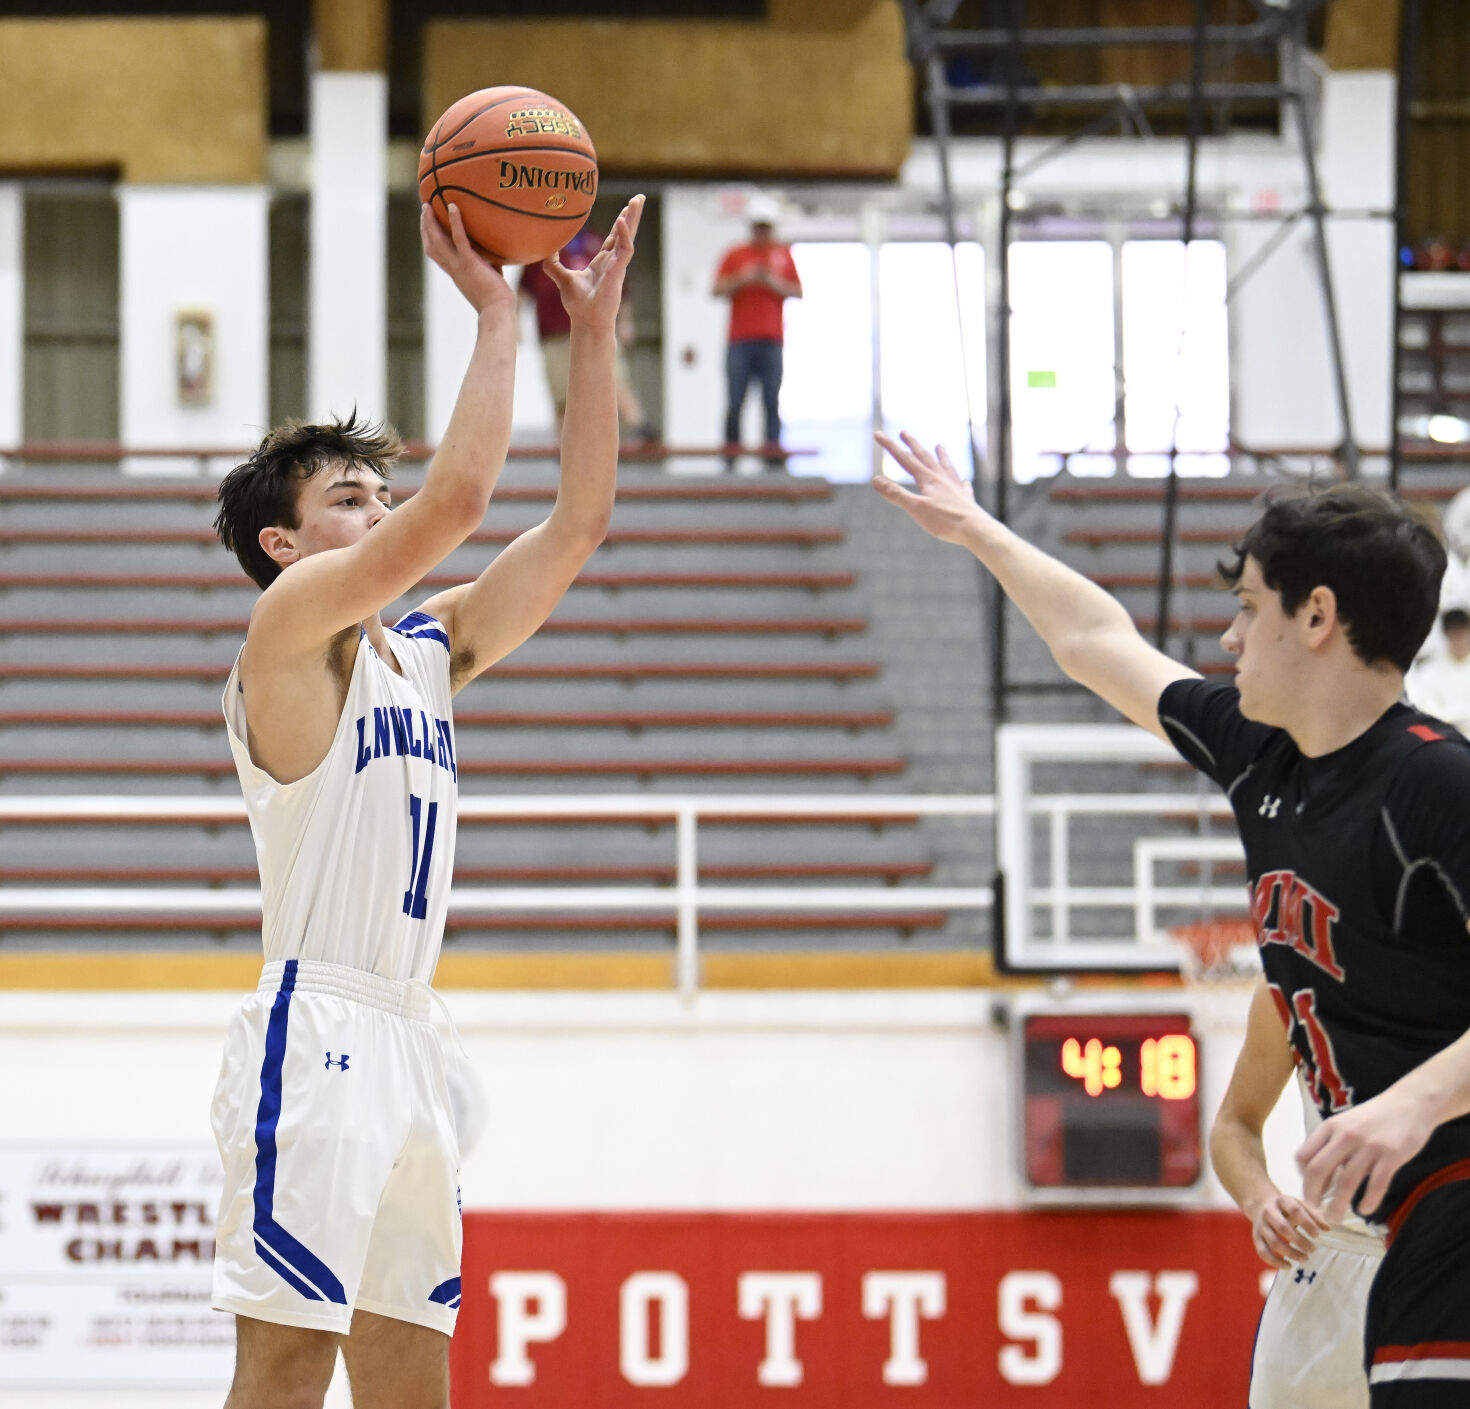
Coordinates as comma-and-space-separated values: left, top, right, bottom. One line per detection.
780, 242, 874, 479
775, 234, 1231, 484
1122, 240, 1230, 477
1008, 241, 1117, 483
878, 242, 986, 478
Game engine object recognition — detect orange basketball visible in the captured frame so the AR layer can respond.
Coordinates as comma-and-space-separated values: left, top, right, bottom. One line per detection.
418, 86, 597, 266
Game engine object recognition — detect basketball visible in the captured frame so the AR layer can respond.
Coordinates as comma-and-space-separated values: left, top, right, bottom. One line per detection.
418, 86, 598, 266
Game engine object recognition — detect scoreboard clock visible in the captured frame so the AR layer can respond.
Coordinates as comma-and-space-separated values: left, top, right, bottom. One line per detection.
1018, 1009, 1202, 1198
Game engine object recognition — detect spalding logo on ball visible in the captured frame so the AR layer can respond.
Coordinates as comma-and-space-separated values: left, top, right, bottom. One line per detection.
418, 85, 598, 266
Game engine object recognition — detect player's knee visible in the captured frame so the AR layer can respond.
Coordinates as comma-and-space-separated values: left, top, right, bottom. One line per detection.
350, 1388, 448, 1409
226, 1324, 338, 1409
225, 1377, 332, 1409
226, 1369, 335, 1409
343, 1363, 448, 1409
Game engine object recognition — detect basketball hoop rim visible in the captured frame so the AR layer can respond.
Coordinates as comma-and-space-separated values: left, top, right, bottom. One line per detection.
1169, 918, 1261, 987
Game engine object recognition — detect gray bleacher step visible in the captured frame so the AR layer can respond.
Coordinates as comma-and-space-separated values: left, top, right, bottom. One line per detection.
0, 678, 890, 714
0, 461, 1024, 951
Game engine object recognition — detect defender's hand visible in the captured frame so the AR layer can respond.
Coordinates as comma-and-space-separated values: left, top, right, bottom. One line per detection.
873, 431, 989, 546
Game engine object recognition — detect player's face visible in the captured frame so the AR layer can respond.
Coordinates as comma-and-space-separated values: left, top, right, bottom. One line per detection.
1220, 557, 1302, 724
290, 466, 393, 557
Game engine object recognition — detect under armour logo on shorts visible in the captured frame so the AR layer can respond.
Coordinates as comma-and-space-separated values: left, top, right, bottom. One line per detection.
1258, 795, 1282, 819
325, 1052, 350, 1071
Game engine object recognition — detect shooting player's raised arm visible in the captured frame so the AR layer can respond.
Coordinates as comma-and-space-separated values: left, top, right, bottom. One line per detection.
418, 197, 645, 692
249, 204, 517, 660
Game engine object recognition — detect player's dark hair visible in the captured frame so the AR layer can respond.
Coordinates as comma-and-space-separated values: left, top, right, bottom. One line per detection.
1219, 484, 1445, 673
1444, 608, 1470, 633
214, 412, 403, 589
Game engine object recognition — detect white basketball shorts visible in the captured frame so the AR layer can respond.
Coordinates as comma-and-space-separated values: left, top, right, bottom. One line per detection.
1250, 1224, 1384, 1409
210, 959, 462, 1335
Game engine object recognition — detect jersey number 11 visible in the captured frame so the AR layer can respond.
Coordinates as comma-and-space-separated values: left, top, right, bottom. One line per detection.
403, 793, 439, 920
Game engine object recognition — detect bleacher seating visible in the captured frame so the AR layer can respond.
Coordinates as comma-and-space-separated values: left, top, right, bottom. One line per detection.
17, 457, 1449, 958
0, 460, 958, 950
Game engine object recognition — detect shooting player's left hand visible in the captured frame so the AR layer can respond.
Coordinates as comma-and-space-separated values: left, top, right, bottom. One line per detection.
546, 195, 645, 337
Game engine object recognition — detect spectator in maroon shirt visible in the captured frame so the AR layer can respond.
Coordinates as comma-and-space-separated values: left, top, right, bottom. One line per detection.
520, 227, 650, 442
713, 195, 802, 467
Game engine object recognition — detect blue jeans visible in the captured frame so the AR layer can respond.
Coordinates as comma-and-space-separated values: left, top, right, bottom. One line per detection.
724, 339, 783, 447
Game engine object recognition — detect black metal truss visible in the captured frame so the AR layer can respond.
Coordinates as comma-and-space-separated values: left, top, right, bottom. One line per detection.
901, 0, 1380, 726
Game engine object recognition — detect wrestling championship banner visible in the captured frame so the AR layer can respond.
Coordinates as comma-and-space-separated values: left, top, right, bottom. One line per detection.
0, 1144, 231, 1387
451, 1210, 1268, 1408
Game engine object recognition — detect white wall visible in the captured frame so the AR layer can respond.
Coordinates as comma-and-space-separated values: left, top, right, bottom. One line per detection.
1320, 71, 1396, 452
422, 261, 556, 446
0, 986, 1292, 1213
309, 72, 388, 425
663, 192, 753, 453
0, 984, 1299, 1409
117, 187, 269, 474
0, 183, 21, 458
423, 248, 476, 446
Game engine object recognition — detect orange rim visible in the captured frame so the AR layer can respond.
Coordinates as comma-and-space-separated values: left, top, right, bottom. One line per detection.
1170, 918, 1257, 975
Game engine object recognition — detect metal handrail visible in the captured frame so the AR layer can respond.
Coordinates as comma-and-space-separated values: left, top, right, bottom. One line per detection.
0, 442, 817, 467
0, 794, 998, 1001
0, 772, 1249, 987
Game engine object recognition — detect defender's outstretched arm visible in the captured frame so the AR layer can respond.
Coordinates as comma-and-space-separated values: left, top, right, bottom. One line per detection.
873, 432, 1198, 737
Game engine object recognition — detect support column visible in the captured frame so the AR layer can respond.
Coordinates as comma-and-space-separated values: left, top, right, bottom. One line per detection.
0, 184, 21, 463
661, 187, 754, 470
1320, 70, 1396, 459
1321, 0, 1398, 464
424, 254, 479, 445
117, 186, 269, 475
309, 0, 390, 424
309, 71, 388, 423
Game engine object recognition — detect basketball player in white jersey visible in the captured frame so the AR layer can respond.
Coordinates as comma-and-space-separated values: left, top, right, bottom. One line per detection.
1213, 980, 1384, 1409
208, 192, 644, 1409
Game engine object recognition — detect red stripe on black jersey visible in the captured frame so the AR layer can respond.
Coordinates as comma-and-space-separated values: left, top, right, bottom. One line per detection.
1386, 1157, 1470, 1245
1373, 1342, 1470, 1365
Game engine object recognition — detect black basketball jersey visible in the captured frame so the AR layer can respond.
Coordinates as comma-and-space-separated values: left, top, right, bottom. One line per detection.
1160, 677, 1470, 1218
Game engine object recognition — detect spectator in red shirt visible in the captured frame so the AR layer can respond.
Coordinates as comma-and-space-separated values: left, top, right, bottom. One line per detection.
520, 227, 650, 441
713, 196, 802, 466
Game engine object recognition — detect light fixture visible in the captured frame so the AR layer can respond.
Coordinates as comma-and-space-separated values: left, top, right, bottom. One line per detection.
1427, 414, 1469, 445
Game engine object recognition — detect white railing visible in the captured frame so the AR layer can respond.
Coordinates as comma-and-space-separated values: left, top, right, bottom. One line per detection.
1, 729, 1246, 988
997, 724, 1244, 971
0, 795, 997, 1000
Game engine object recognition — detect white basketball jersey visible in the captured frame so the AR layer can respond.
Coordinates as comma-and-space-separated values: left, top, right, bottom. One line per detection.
223, 610, 459, 983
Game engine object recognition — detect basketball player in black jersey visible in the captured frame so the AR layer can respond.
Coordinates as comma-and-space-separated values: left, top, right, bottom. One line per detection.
874, 431, 1470, 1407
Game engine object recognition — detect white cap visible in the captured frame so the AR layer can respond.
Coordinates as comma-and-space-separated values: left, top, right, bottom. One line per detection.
746, 193, 781, 227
